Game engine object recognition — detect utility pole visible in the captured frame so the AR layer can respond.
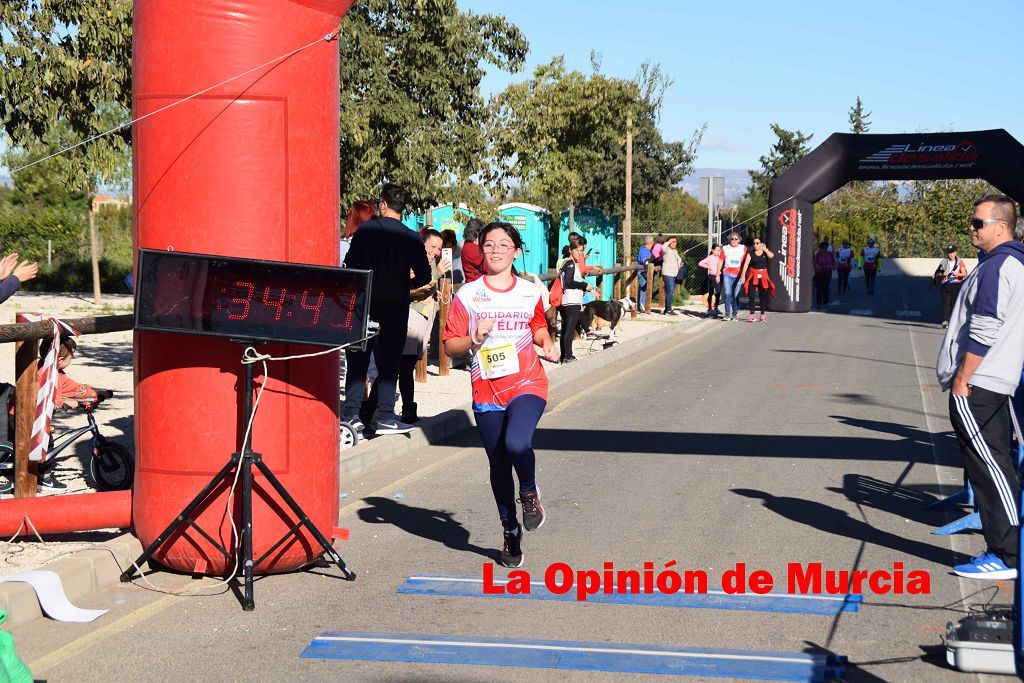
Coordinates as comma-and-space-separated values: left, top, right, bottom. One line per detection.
568, 202, 575, 234
89, 197, 102, 304
706, 187, 714, 256
623, 116, 633, 266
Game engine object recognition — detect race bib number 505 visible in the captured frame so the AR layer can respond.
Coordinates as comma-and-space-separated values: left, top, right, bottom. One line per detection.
479, 341, 519, 380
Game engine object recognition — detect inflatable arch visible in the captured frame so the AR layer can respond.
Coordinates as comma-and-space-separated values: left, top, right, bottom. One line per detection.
132, 0, 355, 574
766, 129, 1024, 312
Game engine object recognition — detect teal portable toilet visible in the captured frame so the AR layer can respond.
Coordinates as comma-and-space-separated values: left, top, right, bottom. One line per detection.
402, 211, 426, 232
558, 206, 618, 300
429, 204, 473, 242
498, 202, 551, 276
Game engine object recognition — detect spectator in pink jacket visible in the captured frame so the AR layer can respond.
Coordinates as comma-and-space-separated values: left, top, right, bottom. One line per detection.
698, 244, 723, 318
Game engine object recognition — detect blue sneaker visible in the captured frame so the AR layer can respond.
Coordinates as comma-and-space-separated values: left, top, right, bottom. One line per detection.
953, 551, 1018, 580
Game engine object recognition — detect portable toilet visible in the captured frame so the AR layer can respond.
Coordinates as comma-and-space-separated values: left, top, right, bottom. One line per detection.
402, 211, 426, 232
558, 206, 618, 300
429, 204, 473, 242
498, 202, 551, 276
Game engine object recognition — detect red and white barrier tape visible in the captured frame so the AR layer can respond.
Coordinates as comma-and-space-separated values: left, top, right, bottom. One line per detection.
19, 315, 77, 462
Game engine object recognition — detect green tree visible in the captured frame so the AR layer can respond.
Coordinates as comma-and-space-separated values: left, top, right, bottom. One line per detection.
578, 62, 703, 216
747, 124, 813, 202
848, 96, 871, 134
730, 190, 769, 238
2, 146, 89, 210
338, 0, 527, 210
0, 1, 133, 190
491, 57, 700, 217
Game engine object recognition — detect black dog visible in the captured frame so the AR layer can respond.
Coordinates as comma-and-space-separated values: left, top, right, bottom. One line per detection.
580, 297, 636, 337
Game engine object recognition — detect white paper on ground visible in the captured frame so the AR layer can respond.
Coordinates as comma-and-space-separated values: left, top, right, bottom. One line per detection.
0, 570, 108, 622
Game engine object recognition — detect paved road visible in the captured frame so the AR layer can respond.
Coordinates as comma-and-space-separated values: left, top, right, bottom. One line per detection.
12, 276, 997, 682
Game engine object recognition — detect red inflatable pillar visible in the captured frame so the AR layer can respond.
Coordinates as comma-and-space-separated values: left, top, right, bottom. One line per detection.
132, 0, 354, 574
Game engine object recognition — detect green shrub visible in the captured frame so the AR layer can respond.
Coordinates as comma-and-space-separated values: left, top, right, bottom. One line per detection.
22, 257, 132, 293
0, 204, 133, 292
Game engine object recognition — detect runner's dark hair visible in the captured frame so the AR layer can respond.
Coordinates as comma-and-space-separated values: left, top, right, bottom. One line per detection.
479, 221, 523, 250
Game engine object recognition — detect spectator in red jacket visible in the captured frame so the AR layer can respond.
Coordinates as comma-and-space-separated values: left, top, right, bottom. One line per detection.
461, 219, 486, 282
35, 337, 112, 490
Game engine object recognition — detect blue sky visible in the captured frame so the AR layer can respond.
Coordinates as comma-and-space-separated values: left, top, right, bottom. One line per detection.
4, 1, 1021, 178
462, 0, 1024, 170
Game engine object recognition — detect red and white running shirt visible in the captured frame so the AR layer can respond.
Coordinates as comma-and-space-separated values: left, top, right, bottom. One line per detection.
443, 276, 549, 412
721, 243, 747, 276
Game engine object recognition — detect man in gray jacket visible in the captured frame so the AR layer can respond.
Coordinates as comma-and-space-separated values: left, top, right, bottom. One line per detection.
937, 194, 1024, 580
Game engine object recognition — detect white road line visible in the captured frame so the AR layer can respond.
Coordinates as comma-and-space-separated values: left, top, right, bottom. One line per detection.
901, 289, 968, 608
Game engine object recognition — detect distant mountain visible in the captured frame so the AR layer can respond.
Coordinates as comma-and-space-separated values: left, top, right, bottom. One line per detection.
680, 168, 751, 205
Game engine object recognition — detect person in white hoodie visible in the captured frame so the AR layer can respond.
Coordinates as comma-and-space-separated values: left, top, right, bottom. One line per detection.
937, 194, 1024, 581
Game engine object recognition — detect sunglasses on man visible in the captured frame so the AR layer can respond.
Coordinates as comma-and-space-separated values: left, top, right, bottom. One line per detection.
970, 218, 1002, 231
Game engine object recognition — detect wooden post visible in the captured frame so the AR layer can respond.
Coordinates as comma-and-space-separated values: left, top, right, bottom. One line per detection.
657, 267, 666, 313
623, 116, 633, 268
437, 277, 452, 377
14, 314, 39, 498
626, 270, 638, 319
415, 349, 427, 384
89, 200, 102, 305
613, 264, 622, 300
644, 262, 655, 313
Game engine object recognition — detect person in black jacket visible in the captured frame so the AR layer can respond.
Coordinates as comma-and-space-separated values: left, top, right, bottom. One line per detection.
342, 184, 431, 435
557, 235, 597, 363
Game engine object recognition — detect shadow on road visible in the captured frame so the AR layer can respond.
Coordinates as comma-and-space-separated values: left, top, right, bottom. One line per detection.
773, 348, 930, 370
522, 428, 936, 464
827, 473, 946, 527
731, 488, 966, 567
357, 496, 497, 562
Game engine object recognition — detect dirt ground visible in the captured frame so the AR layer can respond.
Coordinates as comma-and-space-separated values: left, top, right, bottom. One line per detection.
0, 292, 135, 575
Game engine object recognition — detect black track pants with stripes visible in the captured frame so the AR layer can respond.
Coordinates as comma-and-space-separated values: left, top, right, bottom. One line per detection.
949, 387, 1019, 566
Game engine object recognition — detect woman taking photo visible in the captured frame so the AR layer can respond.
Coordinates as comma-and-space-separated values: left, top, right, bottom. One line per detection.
557, 234, 598, 364
443, 222, 559, 568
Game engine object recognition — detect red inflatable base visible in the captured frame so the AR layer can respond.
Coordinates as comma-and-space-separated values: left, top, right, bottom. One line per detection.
0, 491, 132, 537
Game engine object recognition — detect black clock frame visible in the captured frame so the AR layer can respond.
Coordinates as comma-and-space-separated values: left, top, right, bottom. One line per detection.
134, 248, 372, 348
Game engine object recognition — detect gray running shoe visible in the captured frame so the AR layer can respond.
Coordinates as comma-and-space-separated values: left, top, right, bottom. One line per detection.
519, 488, 545, 531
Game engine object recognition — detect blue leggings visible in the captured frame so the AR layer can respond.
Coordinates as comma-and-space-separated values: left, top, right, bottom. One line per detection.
474, 394, 546, 532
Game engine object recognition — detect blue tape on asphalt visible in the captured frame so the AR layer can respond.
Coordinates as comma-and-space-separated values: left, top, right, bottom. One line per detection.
397, 575, 861, 615
301, 631, 845, 681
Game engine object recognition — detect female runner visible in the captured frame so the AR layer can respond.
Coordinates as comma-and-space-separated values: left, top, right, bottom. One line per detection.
740, 237, 775, 322
443, 222, 559, 567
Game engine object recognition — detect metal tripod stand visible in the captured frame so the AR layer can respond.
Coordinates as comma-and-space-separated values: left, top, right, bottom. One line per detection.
120, 344, 356, 610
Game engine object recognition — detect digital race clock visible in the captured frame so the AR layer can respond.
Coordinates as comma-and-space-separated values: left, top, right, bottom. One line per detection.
135, 249, 372, 348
